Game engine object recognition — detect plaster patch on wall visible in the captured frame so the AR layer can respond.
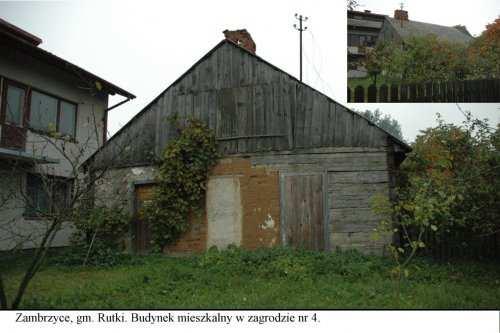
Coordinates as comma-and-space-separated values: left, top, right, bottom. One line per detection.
131, 167, 145, 176
262, 214, 275, 229
206, 176, 242, 249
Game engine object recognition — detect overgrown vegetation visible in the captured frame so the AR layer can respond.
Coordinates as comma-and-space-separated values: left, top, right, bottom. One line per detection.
364, 35, 468, 84
358, 18, 500, 85
373, 112, 500, 294
3, 247, 500, 309
143, 118, 219, 250
72, 206, 131, 265
468, 18, 500, 79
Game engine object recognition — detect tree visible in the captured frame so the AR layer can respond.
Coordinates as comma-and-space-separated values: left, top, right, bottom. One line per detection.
373, 110, 499, 299
365, 36, 468, 83
468, 17, 500, 79
357, 109, 404, 141
375, 110, 499, 259
0, 113, 137, 309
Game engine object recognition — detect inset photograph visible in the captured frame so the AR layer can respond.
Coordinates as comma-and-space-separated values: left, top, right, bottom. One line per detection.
347, 1, 500, 103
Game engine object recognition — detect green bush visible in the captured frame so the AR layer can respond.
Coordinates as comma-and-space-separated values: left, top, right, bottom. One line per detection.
52, 206, 135, 267
143, 118, 219, 250
72, 206, 131, 249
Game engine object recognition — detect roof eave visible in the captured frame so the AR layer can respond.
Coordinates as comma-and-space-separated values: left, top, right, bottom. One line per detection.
1, 32, 136, 100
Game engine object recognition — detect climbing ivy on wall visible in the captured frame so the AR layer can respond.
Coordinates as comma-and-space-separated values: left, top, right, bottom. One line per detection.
143, 118, 219, 250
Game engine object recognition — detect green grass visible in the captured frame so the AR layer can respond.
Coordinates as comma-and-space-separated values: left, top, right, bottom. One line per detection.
3, 247, 500, 309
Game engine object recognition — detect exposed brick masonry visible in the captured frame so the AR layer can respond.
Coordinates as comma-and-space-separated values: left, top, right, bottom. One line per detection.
394, 9, 409, 21
223, 29, 256, 54
165, 157, 280, 254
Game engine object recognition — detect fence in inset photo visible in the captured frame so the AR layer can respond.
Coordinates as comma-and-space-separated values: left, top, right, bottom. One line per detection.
347, 78, 500, 103
402, 228, 500, 262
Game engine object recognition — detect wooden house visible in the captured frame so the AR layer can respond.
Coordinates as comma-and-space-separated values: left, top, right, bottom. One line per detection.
85, 30, 410, 255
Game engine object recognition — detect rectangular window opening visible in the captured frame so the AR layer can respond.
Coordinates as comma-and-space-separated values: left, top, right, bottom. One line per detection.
29, 90, 77, 139
25, 173, 72, 218
1, 81, 27, 127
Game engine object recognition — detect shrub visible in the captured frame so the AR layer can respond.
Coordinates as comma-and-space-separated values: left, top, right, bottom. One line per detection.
72, 206, 130, 249
143, 118, 219, 250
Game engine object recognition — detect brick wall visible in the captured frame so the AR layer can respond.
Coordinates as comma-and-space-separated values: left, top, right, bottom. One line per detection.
211, 157, 280, 250
165, 157, 281, 254
223, 29, 256, 54
164, 209, 207, 254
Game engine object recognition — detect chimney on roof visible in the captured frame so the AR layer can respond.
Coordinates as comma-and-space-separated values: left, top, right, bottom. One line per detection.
454, 25, 472, 37
223, 29, 256, 54
394, 9, 409, 21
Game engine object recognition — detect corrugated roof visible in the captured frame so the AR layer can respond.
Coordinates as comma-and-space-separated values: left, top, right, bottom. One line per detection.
386, 17, 474, 44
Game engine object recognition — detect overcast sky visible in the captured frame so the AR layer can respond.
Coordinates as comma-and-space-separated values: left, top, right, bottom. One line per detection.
0, 0, 498, 143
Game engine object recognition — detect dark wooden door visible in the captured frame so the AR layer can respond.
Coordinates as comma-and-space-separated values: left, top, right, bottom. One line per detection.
134, 184, 155, 253
281, 174, 326, 250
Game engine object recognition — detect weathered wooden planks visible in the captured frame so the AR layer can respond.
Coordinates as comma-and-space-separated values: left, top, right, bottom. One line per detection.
281, 173, 325, 250
90, 40, 402, 169
251, 148, 390, 248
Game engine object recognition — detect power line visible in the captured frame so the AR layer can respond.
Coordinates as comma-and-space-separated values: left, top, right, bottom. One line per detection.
304, 29, 335, 97
303, 49, 334, 97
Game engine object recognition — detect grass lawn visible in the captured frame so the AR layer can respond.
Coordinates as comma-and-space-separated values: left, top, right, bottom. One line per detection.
2, 248, 500, 309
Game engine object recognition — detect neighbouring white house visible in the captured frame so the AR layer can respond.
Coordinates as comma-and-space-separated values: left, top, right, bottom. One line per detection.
0, 18, 134, 250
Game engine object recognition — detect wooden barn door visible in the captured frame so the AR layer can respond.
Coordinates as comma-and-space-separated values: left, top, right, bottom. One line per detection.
134, 184, 155, 253
280, 173, 327, 250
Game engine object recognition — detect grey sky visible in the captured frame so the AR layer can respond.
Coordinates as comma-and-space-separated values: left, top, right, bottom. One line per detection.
0, 0, 498, 143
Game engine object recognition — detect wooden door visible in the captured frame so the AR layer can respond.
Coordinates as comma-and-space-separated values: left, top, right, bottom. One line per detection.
281, 174, 326, 250
134, 184, 155, 253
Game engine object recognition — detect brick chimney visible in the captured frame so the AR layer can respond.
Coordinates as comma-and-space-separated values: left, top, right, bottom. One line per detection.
223, 29, 256, 54
454, 25, 472, 37
394, 9, 409, 21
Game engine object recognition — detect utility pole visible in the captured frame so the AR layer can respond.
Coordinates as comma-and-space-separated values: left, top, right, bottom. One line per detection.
399, 2, 405, 27
293, 13, 308, 82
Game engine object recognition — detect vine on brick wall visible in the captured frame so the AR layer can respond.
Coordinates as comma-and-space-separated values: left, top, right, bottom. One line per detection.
143, 117, 219, 250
